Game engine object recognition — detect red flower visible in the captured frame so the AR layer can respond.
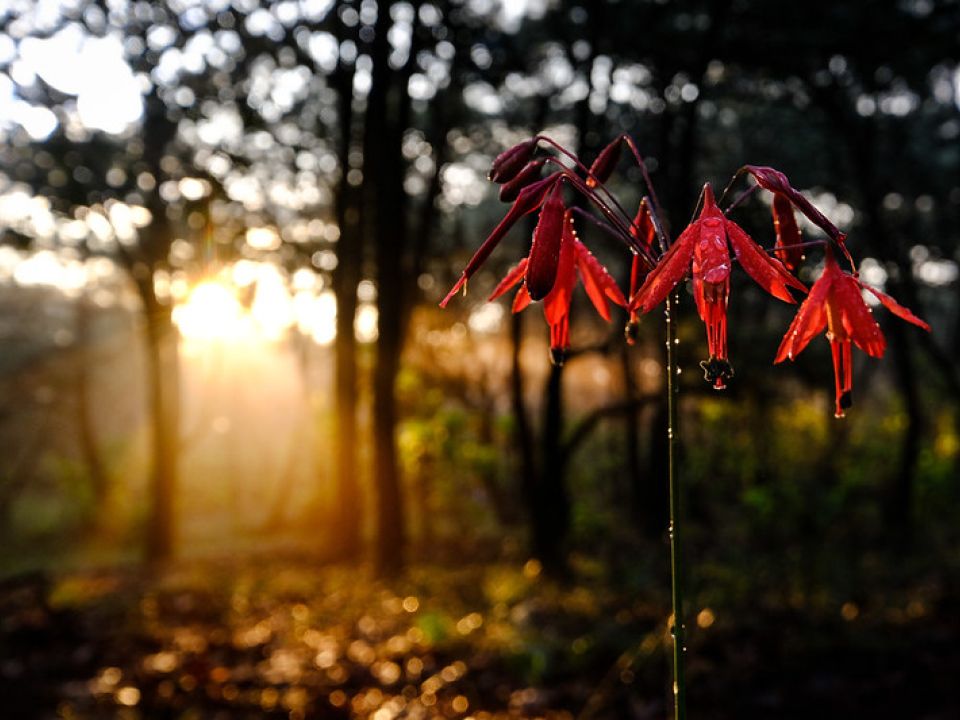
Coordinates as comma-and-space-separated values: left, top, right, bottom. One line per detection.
440, 174, 560, 308
775, 250, 931, 417
630, 184, 807, 388
490, 212, 626, 365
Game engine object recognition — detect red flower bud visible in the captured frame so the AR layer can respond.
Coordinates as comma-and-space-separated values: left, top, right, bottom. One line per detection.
440, 175, 558, 307
586, 139, 622, 188
499, 161, 547, 202
489, 138, 538, 183
744, 165, 844, 243
772, 194, 803, 272
526, 183, 565, 300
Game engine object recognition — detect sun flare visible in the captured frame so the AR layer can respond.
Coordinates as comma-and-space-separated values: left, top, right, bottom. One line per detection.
172, 264, 340, 347
173, 279, 249, 343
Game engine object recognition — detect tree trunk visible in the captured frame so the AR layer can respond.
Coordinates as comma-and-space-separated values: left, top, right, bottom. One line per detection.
510, 313, 539, 545
329, 9, 363, 559
140, 286, 180, 564
365, 0, 410, 575
74, 297, 110, 508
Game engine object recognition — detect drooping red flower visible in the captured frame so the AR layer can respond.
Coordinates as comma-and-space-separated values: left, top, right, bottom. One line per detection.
624, 198, 658, 345
440, 173, 560, 307
490, 212, 626, 365
775, 249, 931, 417
630, 183, 807, 388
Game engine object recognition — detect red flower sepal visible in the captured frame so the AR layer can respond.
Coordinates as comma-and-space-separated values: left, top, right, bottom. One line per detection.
630, 184, 807, 388
775, 250, 931, 417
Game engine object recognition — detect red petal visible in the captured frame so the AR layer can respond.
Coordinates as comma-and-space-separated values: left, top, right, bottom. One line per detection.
694, 275, 730, 363
512, 284, 531, 313
575, 239, 626, 322
833, 275, 886, 358
488, 258, 529, 301
629, 221, 698, 313
725, 218, 806, 303
774, 267, 833, 362
630, 198, 657, 250
542, 217, 578, 324
549, 311, 570, 352
693, 206, 731, 285
859, 283, 931, 332
772, 194, 803, 272
526, 183, 566, 300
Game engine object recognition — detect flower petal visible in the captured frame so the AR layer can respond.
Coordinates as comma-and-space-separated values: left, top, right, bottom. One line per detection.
859, 283, 931, 332
488, 258, 528, 301
726, 218, 807, 303
575, 239, 626, 322
834, 275, 886, 358
512, 283, 532, 313
774, 268, 833, 362
542, 216, 578, 324
629, 220, 698, 314
630, 198, 657, 250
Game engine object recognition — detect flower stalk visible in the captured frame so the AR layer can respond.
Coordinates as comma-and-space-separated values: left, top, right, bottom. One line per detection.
665, 290, 686, 720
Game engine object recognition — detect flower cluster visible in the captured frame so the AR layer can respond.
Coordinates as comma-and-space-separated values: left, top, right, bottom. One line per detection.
442, 135, 930, 416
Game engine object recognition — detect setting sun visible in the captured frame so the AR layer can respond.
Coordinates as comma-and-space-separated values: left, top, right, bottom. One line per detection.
172, 279, 249, 343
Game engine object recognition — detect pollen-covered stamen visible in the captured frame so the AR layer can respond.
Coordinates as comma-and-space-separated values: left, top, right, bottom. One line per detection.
699, 357, 735, 389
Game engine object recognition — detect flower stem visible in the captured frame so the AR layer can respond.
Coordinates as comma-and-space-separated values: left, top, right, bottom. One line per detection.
665, 290, 687, 720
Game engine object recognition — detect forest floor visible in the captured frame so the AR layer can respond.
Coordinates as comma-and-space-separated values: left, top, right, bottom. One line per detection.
2, 554, 959, 720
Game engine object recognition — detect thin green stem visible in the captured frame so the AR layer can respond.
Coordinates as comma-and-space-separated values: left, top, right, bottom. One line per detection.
665, 291, 686, 720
